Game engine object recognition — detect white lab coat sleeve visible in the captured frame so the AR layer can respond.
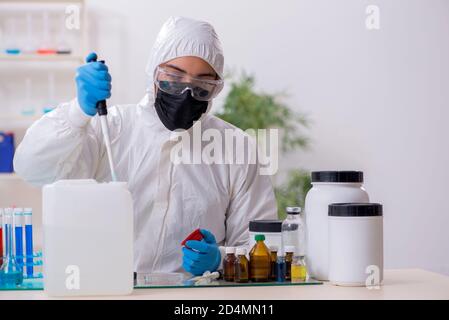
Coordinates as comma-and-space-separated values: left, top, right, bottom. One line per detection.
225, 156, 278, 248
14, 99, 103, 186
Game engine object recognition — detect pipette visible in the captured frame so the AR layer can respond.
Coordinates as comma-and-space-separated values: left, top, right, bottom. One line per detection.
92, 58, 117, 182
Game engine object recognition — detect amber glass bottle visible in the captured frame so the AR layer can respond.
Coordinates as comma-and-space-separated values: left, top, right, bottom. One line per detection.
269, 246, 278, 281
223, 247, 237, 282
234, 248, 249, 283
249, 234, 271, 282
285, 246, 295, 280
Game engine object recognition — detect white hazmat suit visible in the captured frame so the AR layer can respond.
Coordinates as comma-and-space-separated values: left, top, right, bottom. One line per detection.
14, 16, 277, 273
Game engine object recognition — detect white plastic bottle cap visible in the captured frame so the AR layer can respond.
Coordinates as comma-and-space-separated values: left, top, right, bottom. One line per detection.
23, 208, 33, 215
13, 208, 24, 215
236, 248, 246, 256
285, 246, 296, 254
3, 208, 13, 224
225, 247, 236, 254
269, 245, 279, 252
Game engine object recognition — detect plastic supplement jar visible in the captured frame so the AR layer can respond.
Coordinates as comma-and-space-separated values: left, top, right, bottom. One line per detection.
305, 171, 369, 280
328, 203, 383, 287
249, 220, 282, 250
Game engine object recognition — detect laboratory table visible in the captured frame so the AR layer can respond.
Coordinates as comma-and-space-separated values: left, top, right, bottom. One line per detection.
0, 269, 448, 300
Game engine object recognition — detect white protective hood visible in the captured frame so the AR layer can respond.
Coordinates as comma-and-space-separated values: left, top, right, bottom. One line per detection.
145, 16, 224, 114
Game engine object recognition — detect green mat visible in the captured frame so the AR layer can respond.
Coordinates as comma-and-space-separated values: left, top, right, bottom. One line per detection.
1, 277, 321, 291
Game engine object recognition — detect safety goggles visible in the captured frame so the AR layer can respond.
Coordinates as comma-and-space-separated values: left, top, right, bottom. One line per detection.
154, 66, 224, 101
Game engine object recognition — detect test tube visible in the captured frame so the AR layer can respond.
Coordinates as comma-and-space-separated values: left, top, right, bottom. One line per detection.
22, 78, 35, 116
37, 11, 56, 55
56, 14, 71, 55
43, 73, 56, 114
0, 209, 3, 265
5, 18, 21, 55
23, 208, 34, 277
23, 13, 36, 54
13, 208, 24, 267
3, 208, 13, 256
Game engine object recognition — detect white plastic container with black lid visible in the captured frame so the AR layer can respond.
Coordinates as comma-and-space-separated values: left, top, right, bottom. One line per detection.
249, 220, 283, 250
328, 203, 383, 287
305, 171, 369, 280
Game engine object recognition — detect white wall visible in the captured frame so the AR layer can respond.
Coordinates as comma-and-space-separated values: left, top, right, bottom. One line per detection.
73, 0, 449, 275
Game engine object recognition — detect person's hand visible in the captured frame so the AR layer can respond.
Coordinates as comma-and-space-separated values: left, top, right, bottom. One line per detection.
75, 52, 112, 116
182, 229, 221, 276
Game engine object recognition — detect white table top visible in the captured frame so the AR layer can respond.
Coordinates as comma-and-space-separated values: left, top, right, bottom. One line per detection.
1, 269, 448, 300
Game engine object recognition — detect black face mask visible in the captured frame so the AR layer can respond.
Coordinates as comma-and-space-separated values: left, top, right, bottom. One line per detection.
154, 89, 208, 131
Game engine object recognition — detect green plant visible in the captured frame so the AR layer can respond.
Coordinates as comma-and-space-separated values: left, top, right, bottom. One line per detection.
274, 170, 312, 220
215, 73, 311, 217
215, 74, 308, 151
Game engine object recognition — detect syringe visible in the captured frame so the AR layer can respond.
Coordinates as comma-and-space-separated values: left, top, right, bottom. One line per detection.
93, 58, 117, 182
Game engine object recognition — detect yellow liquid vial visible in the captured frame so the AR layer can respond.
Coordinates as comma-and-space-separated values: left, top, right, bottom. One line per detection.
291, 264, 307, 282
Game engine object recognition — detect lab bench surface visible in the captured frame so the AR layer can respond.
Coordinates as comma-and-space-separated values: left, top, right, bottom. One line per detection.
1, 269, 448, 300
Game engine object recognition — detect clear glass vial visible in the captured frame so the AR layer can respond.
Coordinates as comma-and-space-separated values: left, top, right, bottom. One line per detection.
282, 207, 306, 257
291, 255, 308, 283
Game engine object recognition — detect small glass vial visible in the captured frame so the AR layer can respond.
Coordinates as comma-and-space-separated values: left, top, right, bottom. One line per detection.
275, 251, 286, 282
234, 248, 249, 283
223, 247, 237, 282
291, 255, 308, 283
269, 245, 278, 281
249, 234, 271, 282
282, 207, 306, 257
284, 246, 295, 281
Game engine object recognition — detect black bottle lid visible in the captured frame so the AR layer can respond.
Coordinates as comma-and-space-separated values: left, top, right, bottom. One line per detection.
328, 203, 383, 217
249, 220, 282, 233
311, 171, 363, 183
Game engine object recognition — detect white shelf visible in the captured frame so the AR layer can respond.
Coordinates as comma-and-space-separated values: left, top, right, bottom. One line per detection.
0, 115, 42, 129
0, 173, 20, 181
0, 54, 83, 62
0, 54, 83, 70
0, 0, 86, 132
0, 1, 84, 11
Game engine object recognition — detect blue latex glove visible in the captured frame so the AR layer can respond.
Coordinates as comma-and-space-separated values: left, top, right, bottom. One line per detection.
182, 229, 221, 276
75, 52, 112, 116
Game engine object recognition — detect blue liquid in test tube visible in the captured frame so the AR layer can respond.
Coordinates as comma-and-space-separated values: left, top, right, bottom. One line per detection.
13, 208, 24, 267
3, 208, 13, 257
23, 208, 34, 277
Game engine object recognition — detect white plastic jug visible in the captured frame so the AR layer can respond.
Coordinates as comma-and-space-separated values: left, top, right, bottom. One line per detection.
42, 179, 134, 296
